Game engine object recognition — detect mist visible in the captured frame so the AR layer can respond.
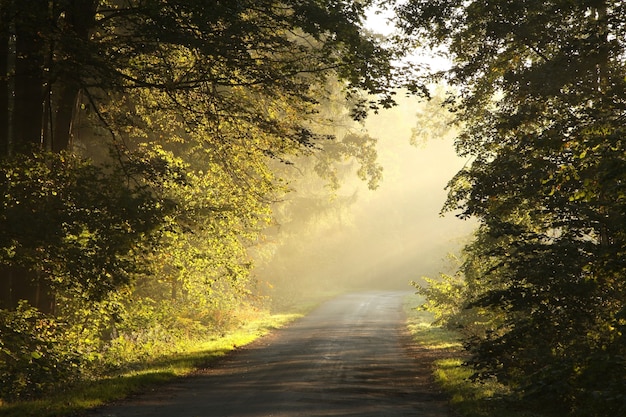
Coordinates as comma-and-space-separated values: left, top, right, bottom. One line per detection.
253, 95, 477, 306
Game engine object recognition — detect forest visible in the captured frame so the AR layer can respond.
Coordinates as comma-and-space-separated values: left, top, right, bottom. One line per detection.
406, 1, 626, 416
1, 1, 625, 417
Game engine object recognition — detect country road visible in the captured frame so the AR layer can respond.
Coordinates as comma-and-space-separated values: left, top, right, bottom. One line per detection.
88, 291, 451, 417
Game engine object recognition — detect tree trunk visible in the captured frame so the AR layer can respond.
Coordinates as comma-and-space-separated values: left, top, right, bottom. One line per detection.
0, 266, 53, 311
52, 0, 99, 152
52, 85, 80, 152
0, 3, 10, 156
0, 2, 102, 313
0, 2, 48, 311
12, 1, 46, 153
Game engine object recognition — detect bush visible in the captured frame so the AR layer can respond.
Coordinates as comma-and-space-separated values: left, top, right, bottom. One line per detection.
412, 273, 467, 327
0, 302, 81, 401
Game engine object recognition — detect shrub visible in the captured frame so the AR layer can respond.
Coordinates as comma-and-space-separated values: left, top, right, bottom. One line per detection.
0, 302, 81, 401
412, 273, 467, 327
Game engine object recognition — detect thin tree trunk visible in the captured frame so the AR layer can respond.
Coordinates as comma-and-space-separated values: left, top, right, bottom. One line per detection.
0, 3, 10, 156
13, 1, 45, 153
52, 85, 80, 152
0, 2, 50, 311
52, 0, 99, 153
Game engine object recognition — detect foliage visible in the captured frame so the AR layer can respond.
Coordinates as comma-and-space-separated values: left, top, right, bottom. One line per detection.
405, 297, 549, 417
405, 297, 462, 350
0, 302, 80, 401
398, 1, 626, 415
0, 150, 176, 400
412, 272, 467, 326
0, 310, 301, 417
0, 151, 172, 302
0, 0, 414, 402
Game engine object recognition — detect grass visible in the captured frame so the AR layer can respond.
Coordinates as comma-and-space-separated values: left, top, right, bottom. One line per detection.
404, 295, 547, 417
404, 295, 462, 350
0, 312, 302, 417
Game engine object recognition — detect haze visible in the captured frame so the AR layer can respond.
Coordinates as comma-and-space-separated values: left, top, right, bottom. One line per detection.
255, 95, 478, 305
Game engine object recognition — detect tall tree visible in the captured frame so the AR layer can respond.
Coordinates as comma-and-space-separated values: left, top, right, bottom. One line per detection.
0, 1, 416, 399
0, 0, 411, 310
398, 1, 626, 414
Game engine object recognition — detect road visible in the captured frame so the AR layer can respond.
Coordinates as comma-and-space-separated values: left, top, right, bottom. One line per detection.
89, 291, 451, 417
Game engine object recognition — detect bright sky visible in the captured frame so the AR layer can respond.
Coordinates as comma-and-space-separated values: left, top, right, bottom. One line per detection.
364, 5, 395, 36
364, 4, 452, 72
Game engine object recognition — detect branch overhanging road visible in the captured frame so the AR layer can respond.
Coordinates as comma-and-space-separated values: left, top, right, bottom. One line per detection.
88, 291, 452, 417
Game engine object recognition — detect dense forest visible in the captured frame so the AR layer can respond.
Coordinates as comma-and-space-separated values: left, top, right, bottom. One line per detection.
0, 0, 422, 401
404, 1, 626, 416
1, 1, 626, 416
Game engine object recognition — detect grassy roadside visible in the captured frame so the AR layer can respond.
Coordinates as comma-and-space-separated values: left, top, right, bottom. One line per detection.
404, 295, 547, 417
0, 311, 302, 417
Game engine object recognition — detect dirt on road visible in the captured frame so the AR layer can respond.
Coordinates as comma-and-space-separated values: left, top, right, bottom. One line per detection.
87, 291, 453, 417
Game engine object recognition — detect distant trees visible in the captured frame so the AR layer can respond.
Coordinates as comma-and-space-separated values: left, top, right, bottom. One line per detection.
399, 1, 626, 415
0, 0, 413, 400
253, 116, 381, 304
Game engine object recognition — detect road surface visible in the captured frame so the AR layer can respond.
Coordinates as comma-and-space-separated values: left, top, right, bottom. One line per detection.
88, 291, 451, 417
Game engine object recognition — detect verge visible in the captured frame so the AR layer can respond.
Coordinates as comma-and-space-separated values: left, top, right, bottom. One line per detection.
404, 294, 549, 417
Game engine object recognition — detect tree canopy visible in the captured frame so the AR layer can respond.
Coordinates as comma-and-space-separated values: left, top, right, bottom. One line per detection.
0, 0, 409, 303
398, 1, 626, 414
0, 0, 417, 400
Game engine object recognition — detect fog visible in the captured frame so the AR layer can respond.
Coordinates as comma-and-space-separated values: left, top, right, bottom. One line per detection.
253, 95, 478, 306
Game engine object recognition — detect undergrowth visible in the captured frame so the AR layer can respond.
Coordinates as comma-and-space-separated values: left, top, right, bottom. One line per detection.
405, 295, 548, 417
0, 311, 301, 417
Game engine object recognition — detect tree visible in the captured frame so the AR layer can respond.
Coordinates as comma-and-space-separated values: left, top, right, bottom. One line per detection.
0, 0, 412, 310
0, 0, 416, 399
398, 1, 626, 414
0, 0, 408, 152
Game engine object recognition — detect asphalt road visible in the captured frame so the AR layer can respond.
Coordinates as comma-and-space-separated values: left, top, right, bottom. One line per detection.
89, 291, 451, 417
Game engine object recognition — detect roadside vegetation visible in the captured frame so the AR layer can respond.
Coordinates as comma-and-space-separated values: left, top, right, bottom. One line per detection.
406, 295, 548, 417
400, 1, 626, 416
0, 308, 306, 417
